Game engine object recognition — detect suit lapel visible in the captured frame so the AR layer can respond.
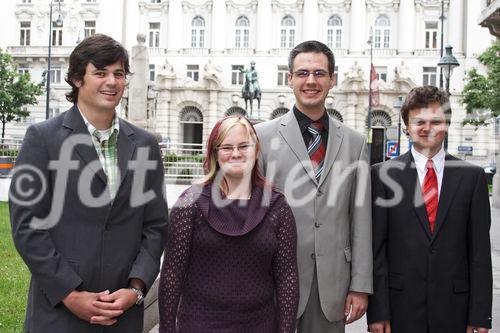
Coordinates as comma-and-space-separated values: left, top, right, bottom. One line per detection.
278, 111, 317, 183
116, 119, 136, 190
62, 106, 107, 184
318, 117, 343, 187
430, 154, 461, 243
399, 152, 433, 240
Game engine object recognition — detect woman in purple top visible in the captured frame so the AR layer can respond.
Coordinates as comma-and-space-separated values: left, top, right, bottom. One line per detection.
158, 116, 299, 332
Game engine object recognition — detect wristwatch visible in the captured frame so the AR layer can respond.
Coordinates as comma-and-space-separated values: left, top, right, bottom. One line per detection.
129, 286, 144, 305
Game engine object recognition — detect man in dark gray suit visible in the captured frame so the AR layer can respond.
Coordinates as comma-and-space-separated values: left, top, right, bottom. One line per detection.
9, 34, 168, 332
256, 40, 372, 333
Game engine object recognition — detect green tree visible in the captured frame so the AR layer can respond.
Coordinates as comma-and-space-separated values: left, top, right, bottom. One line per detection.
462, 41, 500, 126
0, 48, 43, 139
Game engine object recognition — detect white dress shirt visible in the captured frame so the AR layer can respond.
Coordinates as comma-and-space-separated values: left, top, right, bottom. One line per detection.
411, 146, 445, 199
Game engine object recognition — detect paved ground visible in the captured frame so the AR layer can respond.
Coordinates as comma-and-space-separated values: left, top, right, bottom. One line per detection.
150, 185, 500, 332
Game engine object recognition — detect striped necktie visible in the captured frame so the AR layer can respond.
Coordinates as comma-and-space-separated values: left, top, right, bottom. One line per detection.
422, 159, 438, 233
307, 121, 326, 181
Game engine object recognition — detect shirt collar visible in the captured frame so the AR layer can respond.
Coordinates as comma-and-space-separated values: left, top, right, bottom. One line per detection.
293, 105, 329, 134
78, 106, 120, 139
411, 145, 445, 174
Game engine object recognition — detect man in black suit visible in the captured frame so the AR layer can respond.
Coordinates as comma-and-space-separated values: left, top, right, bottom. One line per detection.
367, 86, 492, 333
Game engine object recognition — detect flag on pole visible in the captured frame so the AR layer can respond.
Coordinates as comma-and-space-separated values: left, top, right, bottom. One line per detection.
370, 64, 380, 106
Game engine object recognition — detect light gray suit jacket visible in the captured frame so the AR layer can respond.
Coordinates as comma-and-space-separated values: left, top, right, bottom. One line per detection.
255, 110, 372, 321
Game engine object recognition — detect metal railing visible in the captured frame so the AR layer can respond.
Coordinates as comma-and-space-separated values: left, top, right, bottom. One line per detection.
0, 139, 22, 177
161, 142, 205, 183
0, 140, 206, 183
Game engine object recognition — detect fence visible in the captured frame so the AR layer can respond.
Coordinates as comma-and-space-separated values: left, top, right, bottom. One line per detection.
0, 139, 206, 183
161, 142, 205, 184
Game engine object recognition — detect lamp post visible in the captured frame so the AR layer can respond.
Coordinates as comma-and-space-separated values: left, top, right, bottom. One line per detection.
437, 45, 459, 94
393, 96, 403, 156
46, 0, 63, 120
367, 27, 374, 161
437, 45, 459, 151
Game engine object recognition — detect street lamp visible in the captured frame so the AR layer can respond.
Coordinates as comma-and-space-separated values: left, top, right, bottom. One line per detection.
46, 0, 63, 120
437, 45, 459, 151
367, 27, 374, 161
437, 45, 460, 94
393, 96, 403, 156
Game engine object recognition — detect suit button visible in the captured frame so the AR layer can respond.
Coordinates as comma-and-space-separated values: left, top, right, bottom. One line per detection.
314, 221, 321, 228
311, 253, 316, 260
430, 248, 436, 254
317, 190, 323, 197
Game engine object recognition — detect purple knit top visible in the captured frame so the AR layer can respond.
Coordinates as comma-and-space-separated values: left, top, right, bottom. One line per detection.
158, 183, 299, 333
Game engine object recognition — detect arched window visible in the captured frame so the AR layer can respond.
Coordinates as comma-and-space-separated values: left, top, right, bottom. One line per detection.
280, 15, 295, 48
191, 16, 205, 48
180, 106, 203, 145
366, 110, 392, 127
235, 16, 250, 48
374, 15, 390, 49
225, 107, 247, 117
327, 108, 343, 123
327, 15, 342, 49
270, 107, 289, 120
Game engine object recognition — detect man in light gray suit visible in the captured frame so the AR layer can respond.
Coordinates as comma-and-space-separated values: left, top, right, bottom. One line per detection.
9, 34, 168, 332
255, 40, 372, 333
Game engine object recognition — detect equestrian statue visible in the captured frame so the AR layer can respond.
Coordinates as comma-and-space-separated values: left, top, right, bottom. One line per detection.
240, 61, 261, 117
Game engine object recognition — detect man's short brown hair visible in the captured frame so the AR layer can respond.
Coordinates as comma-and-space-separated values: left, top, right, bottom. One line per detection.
401, 86, 451, 126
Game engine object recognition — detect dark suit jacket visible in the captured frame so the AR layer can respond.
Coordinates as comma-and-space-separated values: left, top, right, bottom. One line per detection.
367, 151, 492, 332
9, 106, 168, 333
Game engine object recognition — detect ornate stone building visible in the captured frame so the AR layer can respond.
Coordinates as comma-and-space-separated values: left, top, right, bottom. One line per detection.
1, 0, 496, 162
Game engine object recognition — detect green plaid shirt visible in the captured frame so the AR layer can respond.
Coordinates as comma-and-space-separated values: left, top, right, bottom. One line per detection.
79, 109, 120, 200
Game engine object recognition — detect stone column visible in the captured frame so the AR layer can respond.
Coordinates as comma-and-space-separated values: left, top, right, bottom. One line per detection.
448, 0, 464, 55
167, 0, 182, 53
349, 0, 366, 55
398, 0, 415, 56
211, 0, 226, 54
128, 34, 149, 129
303, 0, 318, 41
206, 90, 219, 144
256, 0, 272, 54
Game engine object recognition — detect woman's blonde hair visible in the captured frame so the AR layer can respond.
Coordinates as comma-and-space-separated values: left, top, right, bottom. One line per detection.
202, 116, 265, 187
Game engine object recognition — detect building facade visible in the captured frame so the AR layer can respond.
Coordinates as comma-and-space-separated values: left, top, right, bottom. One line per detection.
1, 0, 497, 162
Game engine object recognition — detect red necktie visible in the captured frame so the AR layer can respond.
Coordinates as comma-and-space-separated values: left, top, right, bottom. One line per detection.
422, 160, 438, 233
307, 121, 326, 180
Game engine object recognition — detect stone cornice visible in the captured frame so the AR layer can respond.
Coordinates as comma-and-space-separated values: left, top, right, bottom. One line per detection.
226, 0, 258, 13
271, 0, 304, 12
138, 0, 169, 13
366, 0, 400, 11
182, 0, 213, 13
318, 0, 351, 11
415, 0, 449, 11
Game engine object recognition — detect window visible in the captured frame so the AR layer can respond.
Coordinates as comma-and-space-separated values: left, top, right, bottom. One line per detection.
21, 0, 31, 3
18, 64, 29, 76
327, 15, 342, 49
277, 65, 288, 86
235, 16, 250, 48
375, 66, 387, 82
187, 64, 199, 81
232, 65, 244, 85
149, 22, 160, 47
52, 21, 63, 46
374, 15, 390, 48
150, 0, 161, 2
280, 15, 295, 48
191, 16, 205, 48
84, 21, 96, 38
48, 107, 60, 118
149, 64, 156, 82
332, 66, 338, 86
425, 22, 438, 49
54, 0, 63, 2
49, 68, 62, 84
86, 0, 97, 2
20, 21, 30, 46
422, 67, 437, 86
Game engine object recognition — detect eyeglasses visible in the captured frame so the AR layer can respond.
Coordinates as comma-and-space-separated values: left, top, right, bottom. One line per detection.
216, 143, 256, 155
292, 70, 330, 79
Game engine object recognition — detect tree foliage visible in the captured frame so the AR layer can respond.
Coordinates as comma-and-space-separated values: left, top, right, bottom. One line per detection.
462, 41, 500, 126
0, 48, 43, 139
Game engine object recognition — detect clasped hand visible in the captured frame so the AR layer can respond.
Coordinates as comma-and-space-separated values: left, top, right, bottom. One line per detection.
62, 288, 137, 326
